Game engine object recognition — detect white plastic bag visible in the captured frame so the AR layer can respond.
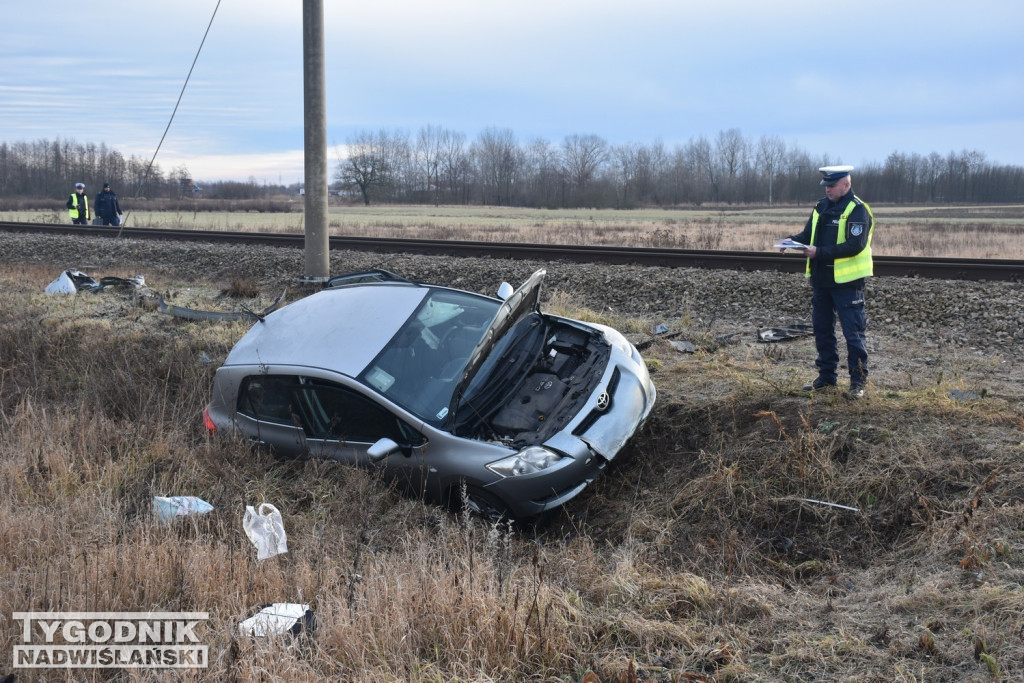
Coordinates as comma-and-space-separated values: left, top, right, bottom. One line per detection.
238, 603, 313, 638
153, 495, 214, 521
243, 503, 288, 560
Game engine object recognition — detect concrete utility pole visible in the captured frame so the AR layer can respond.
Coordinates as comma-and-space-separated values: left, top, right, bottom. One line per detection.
302, 0, 329, 280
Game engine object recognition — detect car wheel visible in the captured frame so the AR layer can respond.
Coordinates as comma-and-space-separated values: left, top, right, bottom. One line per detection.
460, 485, 512, 522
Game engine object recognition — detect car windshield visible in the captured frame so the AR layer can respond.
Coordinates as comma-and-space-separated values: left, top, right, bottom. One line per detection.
359, 287, 500, 424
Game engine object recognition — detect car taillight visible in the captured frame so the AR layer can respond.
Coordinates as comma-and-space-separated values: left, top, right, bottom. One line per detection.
202, 405, 217, 432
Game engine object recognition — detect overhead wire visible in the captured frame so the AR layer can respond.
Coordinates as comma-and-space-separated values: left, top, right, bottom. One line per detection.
119, 0, 222, 236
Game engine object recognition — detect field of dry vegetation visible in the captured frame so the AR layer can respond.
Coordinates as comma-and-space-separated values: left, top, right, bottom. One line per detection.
4, 202, 1024, 259
0, 222, 1022, 681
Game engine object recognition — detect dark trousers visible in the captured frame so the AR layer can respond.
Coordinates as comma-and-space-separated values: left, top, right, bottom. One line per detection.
811, 286, 868, 386
71, 216, 88, 225
100, 214, 120, 226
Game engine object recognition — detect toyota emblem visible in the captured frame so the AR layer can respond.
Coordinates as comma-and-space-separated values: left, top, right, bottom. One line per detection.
595, 391, 610, 412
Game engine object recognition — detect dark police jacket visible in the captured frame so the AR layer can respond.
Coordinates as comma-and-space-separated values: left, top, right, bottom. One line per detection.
789, 189, 873, 289
94, 189, 122, 218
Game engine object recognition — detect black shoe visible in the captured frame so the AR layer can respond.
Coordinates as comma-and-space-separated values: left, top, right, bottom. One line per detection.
803, 378, 837, 392
848, 384, 866, 399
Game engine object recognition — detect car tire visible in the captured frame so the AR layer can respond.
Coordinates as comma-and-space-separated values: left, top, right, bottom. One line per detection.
460, 485, 512, 522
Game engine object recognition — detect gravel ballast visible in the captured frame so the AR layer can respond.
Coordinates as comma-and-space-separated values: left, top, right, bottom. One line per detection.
3, 231, 1022, 397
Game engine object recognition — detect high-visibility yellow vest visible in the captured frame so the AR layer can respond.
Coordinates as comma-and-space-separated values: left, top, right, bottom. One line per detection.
807, 195, 875, 282
68, 193, 90, 220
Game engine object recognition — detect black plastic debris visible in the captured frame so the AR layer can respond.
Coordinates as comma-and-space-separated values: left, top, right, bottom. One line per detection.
757, 323, 813, 343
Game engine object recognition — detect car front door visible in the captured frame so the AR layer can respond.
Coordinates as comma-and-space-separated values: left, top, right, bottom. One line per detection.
297, 379, 431, 494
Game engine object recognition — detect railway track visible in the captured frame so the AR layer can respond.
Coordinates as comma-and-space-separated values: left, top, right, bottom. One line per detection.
1, 220, 1020, 281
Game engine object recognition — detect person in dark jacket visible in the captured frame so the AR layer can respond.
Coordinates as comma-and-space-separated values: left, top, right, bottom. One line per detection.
66, 182, 89, 224
779, 165, 875, 399
94, 182, 123, 226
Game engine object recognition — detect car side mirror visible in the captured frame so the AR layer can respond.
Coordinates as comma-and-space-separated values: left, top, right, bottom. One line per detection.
367, 437, 400, 462
497, 282, 514, 301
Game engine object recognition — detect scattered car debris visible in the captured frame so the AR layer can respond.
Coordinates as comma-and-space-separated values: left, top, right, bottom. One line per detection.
152, 496, 214, 521
45, 269, 145, 294
243, 503, 289, 560
650, 325, 743, 354
669, 340, 697, 353
757, 323, 813, 343
157, 289, 287, 322
238, 603, 315, 638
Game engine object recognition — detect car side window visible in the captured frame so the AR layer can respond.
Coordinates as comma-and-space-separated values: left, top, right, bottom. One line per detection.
238, 375, 416, 445
304, 382, 409, 443
237, 375, 302, 425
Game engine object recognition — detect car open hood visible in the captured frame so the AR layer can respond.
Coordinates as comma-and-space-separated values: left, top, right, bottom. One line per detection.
448, 269, 546, 420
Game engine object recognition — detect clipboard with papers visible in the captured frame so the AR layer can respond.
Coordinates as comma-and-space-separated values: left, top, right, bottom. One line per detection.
773, 238, 808, 250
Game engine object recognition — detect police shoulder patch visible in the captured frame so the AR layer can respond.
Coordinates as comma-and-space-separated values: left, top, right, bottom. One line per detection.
849, 223, 864, 236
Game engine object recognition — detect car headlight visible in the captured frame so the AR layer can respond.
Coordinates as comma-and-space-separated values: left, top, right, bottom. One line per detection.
487, 446, 564, 477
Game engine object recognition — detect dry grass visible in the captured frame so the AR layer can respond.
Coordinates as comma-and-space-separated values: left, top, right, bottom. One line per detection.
4, 203, 1024, 258
1, 263, 1022, 681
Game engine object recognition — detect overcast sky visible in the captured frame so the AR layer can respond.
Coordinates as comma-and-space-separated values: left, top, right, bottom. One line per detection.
3, 0, 1022, 183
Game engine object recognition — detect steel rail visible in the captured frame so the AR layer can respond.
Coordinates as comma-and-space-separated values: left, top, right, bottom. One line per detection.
1, 220, 1020, 281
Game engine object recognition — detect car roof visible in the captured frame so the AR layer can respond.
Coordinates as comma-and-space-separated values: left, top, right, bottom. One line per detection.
224, 283, 429, 377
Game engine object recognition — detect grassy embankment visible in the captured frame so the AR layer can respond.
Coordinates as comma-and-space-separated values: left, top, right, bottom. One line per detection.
0, 257, 1021, 681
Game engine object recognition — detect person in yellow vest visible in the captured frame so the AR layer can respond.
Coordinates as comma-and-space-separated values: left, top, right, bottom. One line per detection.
779, 165, 875, 399
66, 182, 90, 225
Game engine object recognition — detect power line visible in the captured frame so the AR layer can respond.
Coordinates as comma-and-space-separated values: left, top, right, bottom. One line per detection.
119, 0, 222, 236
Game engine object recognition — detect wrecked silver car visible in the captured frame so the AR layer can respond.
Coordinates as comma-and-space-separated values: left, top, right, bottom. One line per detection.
203, 269, 656, 520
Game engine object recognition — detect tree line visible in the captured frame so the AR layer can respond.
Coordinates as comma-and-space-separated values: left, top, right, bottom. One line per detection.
337, 127, 1024, 206
0, 138, 294, 203
3, 132, 1022, 207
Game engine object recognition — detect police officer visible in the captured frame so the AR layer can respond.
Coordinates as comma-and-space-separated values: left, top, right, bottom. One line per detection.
94, 182, 123, 226
780, 165, 875, 399
67, 182, 90, 225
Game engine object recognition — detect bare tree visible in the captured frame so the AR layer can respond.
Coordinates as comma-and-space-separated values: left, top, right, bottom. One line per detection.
415, 125, 445, 205
522, 137, 562, 208
716, 128, 747, 203
337, 129, 409, 205
756, 135, 786, 205
473, 128, 521, 206
688, 136, 717, 203
561, 134, 608, 201
438, 129, 469, 204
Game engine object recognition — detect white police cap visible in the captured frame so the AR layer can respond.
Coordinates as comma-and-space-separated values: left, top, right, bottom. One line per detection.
818, 165, 854, 186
